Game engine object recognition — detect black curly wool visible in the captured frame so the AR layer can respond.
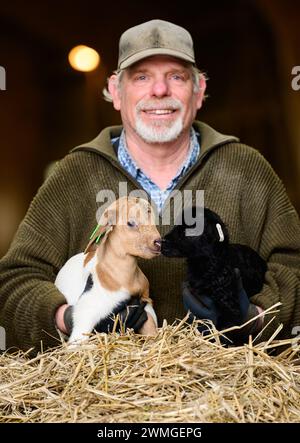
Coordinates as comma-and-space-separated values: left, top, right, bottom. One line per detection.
161, 207, 267, 323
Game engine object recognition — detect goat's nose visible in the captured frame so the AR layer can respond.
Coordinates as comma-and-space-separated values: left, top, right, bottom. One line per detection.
153, 238, 162, 251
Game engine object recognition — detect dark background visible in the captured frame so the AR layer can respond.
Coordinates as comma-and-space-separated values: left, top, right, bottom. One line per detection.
0, 0, 299, 257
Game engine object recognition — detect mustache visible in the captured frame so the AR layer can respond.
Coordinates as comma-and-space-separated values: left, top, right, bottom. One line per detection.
136, 98, 183, 112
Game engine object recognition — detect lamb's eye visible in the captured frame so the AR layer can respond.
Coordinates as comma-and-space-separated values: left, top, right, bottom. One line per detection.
127, 220, 137, 228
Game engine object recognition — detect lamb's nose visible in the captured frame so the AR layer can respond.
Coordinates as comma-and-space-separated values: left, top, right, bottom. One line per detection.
153, 239, 162, 251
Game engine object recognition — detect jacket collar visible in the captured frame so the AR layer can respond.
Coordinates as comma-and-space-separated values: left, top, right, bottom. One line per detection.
71, 121, 239, 160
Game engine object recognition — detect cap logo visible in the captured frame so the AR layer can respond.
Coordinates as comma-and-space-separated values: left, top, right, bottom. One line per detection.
151, 28, 163, 48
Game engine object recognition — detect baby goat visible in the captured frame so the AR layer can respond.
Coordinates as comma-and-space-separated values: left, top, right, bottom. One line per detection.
55, 197, 161, 343
161, 207, 267, 323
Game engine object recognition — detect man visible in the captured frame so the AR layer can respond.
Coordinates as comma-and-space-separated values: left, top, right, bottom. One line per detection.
0, 20, 300, 353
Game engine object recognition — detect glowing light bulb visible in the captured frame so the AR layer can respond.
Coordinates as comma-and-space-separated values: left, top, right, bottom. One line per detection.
68, 45, 100, 72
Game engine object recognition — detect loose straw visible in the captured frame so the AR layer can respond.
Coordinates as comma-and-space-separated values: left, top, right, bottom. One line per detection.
0, 307, 299, 423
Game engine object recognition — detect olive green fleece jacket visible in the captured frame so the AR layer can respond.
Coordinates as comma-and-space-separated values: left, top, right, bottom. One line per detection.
0, 121, 300, 354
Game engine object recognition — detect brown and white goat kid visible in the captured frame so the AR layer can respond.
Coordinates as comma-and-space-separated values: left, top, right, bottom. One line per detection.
55, 197, 161, 343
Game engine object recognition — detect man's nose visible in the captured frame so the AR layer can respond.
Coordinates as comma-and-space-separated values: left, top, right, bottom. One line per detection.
150, 79, 170, 97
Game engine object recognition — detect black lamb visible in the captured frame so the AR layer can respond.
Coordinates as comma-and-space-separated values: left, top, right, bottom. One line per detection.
161, 207, 267, 324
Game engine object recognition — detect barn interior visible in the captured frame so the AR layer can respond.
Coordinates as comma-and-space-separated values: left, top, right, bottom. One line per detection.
0, 0, 299, 257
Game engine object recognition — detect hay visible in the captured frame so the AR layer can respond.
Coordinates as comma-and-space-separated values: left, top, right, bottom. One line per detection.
0, 312, 300, 423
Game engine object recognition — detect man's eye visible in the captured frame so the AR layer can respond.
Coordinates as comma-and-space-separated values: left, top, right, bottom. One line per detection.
171, 74, 184, 81
136, 75, 147, 81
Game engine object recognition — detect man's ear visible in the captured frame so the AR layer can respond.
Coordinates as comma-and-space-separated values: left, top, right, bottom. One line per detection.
195, 74, 207, 111
108, 74, 121, 111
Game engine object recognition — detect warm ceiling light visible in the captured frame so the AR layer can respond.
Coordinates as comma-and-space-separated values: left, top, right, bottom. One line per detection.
68, 45, 100, 72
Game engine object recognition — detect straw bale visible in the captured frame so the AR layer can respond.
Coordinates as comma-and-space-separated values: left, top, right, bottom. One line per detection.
0, 315, 300, 423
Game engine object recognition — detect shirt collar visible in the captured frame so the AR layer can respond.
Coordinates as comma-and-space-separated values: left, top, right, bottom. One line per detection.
117, 131, 140, 179
117, 128, 200, 181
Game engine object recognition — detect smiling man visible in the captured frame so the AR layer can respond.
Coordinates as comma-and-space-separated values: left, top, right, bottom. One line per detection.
0, 20, 300, 353
107, 55, 206, 190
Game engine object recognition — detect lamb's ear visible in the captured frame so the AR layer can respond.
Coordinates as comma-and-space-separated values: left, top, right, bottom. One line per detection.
215, 222, 229, 243
216, 223, 224, 242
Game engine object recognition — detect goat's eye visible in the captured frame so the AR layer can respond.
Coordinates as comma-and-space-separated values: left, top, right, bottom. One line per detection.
127, 220, 137, 228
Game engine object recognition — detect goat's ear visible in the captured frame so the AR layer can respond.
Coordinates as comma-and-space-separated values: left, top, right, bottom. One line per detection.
84, 223, 113, 254
104, 208, 117, 226
84, 206, 118, 254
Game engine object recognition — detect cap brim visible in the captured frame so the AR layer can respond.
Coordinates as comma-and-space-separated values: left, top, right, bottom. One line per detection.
118, 48, 195, 70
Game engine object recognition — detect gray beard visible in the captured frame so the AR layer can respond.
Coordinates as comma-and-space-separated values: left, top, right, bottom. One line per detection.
134, 116, 184, 143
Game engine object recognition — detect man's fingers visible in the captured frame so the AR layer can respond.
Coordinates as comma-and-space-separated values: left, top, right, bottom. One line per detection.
63, 305, 74, 335
131, 310, 148, 332
183, 290, 214, 318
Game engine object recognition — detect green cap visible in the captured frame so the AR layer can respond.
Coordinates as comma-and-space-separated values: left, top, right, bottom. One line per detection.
118, 19, 195, 70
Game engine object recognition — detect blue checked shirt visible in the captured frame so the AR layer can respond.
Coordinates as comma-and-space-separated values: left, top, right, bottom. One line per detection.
113, 128, 200, 213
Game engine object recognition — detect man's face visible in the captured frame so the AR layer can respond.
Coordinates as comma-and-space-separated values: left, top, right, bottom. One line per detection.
109, 55, 206, 144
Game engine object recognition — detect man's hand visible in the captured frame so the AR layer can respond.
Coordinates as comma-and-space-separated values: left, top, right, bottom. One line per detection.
55, 304, 69, 334
182, 285, 220, 326
94, 297, 148, 333
56, 296, 148, 336
182, 268, 263, 342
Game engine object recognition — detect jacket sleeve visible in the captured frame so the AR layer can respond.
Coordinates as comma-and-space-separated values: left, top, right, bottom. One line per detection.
244, 153, 300, 344
251, 209, 300, 343
0, 158, 73, 354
